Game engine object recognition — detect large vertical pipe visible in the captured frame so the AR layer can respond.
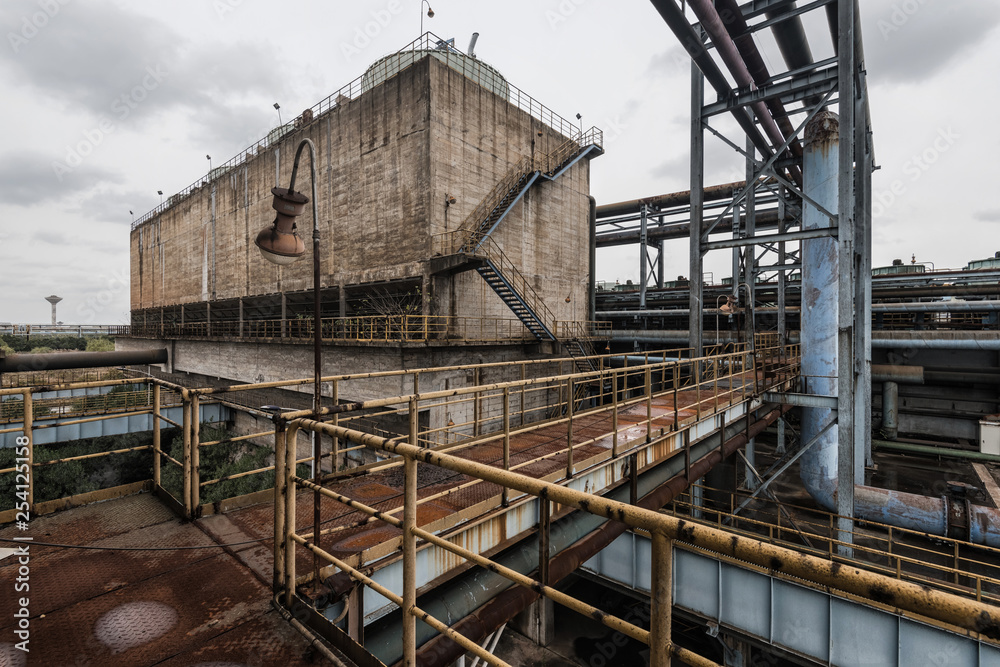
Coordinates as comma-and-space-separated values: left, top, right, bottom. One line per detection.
799, 111, 840, 510
588, 196, 597, 322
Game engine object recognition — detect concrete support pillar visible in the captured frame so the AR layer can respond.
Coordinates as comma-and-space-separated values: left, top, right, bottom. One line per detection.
238, 298, 244, 338
882, 381, 899, 440
776, 417, 786, 455
339, 283, 347, 319
421, 272, 432, 317
511, 597, 554, 647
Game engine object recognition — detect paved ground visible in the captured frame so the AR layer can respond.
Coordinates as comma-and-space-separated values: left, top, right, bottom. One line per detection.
0, 494, 335, 667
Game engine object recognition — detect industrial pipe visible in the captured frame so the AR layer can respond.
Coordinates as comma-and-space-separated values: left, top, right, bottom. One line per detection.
648, 0, 774, 159
873, 439, 1000, 464
688, 0, 799, 183
595, 181, 747, 219
871, 336, 1000, 351
596, 209, 785, 247
870, 364, 924, 384
296, 417, 1000, 646
0, 348, 168, 373
411, 405, 790, 667
714, 0, 805, 170
796, 113, 1000, 547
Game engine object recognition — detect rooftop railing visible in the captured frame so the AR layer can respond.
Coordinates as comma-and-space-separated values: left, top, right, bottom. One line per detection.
131, 33, 587, 232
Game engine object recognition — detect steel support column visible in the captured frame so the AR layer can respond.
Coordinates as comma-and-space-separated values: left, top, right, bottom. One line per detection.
689, 57, 706, 356
835, 0, 857, 553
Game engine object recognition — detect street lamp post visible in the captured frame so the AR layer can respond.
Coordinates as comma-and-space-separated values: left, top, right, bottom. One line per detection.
254, 138, 325, 589
420, 0, 434, 34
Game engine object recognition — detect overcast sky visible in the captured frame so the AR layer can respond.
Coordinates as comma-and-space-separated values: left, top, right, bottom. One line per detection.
1, 0, 997, 324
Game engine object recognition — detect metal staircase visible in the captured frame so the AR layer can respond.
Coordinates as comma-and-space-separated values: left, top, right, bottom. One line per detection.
458, 128, 604, 253
442, 128, 605, 372
473, 235, 557, 341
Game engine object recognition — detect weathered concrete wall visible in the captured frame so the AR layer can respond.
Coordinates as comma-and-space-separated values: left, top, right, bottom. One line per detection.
131, 54, 592, 334
132, 58, 434, 310
426, 57, 591, 326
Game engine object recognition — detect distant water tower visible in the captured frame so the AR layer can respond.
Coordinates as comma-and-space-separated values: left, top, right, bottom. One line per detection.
44, 295, 62, 325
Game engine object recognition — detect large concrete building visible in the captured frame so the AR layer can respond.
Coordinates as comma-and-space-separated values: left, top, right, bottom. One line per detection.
123, 41, 602, 400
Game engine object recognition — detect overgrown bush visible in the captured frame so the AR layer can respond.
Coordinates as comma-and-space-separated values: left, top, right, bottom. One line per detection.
0, 429, 170, 510
0, 334, 113, 353
85, 337, 115, 352
160, 423, 303, 505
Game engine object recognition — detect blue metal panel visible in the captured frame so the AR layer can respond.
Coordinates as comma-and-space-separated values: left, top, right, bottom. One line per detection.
982, 643, 1000, 667
673, 547, 720, 620
899, 619, 978, 667
720, 564, 770, 640
772, 579, 830, 662
584, 536, 1000, 666
830, 597, 897, 667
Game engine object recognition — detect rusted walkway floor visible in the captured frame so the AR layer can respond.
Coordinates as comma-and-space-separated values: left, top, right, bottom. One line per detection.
0, 494, 334, 666
223, 381, 761, 576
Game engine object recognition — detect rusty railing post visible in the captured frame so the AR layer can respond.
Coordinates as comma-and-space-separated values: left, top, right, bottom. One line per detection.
650, 530, 673, 666
502, 387, 511, 507
402, 451, 418, 666
539, 497, 550, 587
566, 377, 574, 478
332, 380, 340, 467
473, 368, 481, 437
23, 390, 33, 515
190, 393, 201, 516
612, 370, 619, 458
152, 383, 161, 488
672, 362, 679, 431
645, 367, 652, 442
274, 420, 287, 593
695, 361, 702, 420
182, 390, 192, 518
284, 423, 298, 608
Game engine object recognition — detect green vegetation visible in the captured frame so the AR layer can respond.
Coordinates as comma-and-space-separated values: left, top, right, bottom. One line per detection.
0, 334, 115, 353
159, 423, 303, 505
29, 346, 53, 354
0, 429, 171, 510
0, 420, 293, 512
85, 337, 115, 352
71, 384, 149, 413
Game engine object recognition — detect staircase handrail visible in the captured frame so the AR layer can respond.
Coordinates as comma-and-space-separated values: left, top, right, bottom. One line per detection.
477, 235, 557, 336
